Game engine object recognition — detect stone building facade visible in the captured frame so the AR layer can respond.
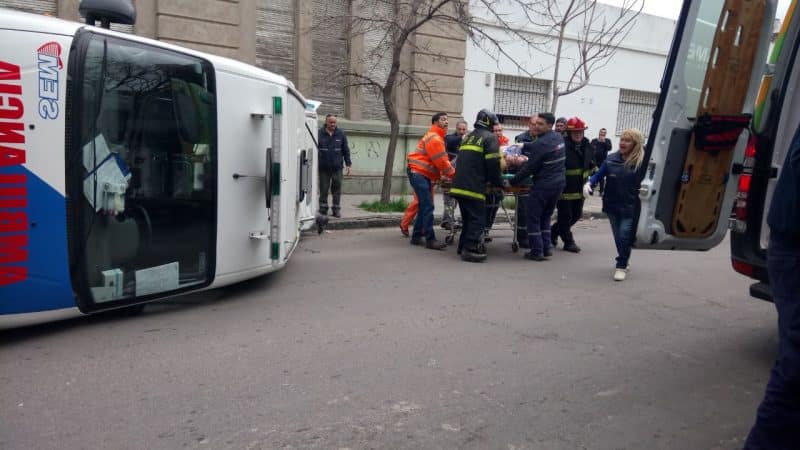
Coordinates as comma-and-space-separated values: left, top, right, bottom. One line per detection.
1, 0, 467, 193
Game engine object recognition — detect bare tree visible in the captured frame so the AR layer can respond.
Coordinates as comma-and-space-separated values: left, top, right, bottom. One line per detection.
343, 0, 466, 203
316, 0, 535, 203
315, 0, 641, 202
522, 0, 644, 112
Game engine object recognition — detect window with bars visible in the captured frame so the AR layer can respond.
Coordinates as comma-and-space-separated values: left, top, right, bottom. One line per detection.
493, 75, 550, 128
616, 89, 658, 136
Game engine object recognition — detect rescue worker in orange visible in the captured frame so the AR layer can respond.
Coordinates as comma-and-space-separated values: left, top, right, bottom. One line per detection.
406, 112, 455, 250
400, 120, 466, 236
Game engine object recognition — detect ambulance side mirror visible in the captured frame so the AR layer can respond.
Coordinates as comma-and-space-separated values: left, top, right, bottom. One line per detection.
80, 0, 136, 28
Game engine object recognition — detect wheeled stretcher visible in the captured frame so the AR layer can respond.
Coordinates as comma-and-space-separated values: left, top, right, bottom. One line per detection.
439, 174, 531, 252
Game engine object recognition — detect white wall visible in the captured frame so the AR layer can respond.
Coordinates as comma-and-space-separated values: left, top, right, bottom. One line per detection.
463, 2, 677, 138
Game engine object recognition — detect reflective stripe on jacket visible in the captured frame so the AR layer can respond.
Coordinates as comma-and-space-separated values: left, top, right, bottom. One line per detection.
450, 128, 502, 202
407, 124, 454, 182
561, 136, 594, 200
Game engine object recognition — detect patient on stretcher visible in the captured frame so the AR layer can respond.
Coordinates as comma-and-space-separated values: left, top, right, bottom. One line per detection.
502, 143, 528, 171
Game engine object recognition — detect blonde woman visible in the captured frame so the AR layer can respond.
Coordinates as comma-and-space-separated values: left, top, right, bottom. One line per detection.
584, 128, 645, 281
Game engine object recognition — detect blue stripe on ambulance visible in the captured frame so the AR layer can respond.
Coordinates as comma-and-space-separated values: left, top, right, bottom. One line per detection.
0, 165, 74, 314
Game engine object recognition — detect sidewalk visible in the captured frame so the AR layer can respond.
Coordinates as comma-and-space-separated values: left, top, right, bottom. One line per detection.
326, 192, 605, 230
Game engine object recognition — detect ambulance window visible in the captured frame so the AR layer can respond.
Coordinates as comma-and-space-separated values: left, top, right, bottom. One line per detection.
684, 0, 726, 114
75, 34, 217, 306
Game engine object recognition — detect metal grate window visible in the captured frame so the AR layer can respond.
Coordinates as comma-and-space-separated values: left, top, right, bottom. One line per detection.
616, 89, 658, 136
493, 74, 550, 119
311, 0, 348, 116
256, 0, 296, 81
0, 0, 57, 16
0, 0, 133, 33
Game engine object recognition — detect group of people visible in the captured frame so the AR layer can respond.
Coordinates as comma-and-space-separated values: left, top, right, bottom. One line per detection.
401, 109, 643, 281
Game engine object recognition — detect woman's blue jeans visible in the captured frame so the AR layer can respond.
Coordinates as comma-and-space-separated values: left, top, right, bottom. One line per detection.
408, 170, 436, 241
606, 212, 634, 269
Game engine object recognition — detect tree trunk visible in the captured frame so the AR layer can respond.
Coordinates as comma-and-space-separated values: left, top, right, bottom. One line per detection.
380, 86, 400, 204
550, 21, 567, 113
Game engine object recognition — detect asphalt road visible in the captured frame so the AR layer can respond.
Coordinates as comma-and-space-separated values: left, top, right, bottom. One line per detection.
0, 221, 778, 449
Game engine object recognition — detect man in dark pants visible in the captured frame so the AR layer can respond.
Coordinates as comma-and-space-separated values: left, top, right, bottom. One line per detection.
450, 109, 502, 262
745, 124, 800, 449
441, 119, 468, 229
512, 114, 539, 248
508, 112, 565, 260
484, 122, 510, 242
317, 114, 351, 217
551, 116, 594, 253
590, 127, 613, 194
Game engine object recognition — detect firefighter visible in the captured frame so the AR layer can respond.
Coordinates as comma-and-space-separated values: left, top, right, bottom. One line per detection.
450, 109, 503, 262
508, 112, 566, 260
551, 116, 594, 253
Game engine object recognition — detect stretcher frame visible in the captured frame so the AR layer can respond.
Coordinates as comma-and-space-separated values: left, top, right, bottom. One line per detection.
439, 182, 530, 252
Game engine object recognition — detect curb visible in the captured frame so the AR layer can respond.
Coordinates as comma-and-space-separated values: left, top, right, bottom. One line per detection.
323, 210, 607, 230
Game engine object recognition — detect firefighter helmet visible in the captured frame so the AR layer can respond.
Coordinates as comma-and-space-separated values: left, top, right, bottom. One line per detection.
565, 116, 588, 131
475, 109, 499, 130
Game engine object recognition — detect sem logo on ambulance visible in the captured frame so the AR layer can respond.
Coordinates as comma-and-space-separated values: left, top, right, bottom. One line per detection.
36, 42, 63, 120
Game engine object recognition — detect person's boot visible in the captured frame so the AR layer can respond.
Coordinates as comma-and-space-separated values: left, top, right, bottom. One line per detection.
332, 209, 341, 218
613, 267, 628, 281
524, 252, 546, 261
483, 230, 493, 243
410, 237, 425, 246
461, 245, 487, 262
563, 241, 581, 253
425, 239, 447, 250
551, 233, 558, 247
543, 247, 553, 257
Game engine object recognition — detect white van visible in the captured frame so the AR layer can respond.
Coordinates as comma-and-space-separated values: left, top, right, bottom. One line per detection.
636, 0, 796, 303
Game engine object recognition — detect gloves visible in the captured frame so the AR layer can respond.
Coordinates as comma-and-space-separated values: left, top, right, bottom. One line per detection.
583, 182, 594, 198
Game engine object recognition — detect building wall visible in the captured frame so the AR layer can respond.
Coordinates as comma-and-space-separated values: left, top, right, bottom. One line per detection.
0, 0, 467, 194
463, 4, 676, 140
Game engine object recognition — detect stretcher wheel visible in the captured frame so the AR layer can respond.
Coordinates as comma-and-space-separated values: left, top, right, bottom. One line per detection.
445, 235, 454, 245
511, 243, 519, 253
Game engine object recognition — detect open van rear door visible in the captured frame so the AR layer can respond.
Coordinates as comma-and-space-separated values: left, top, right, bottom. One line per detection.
636, 0, 778, 250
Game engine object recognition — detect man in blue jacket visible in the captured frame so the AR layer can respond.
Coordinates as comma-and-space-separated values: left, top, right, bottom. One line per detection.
317, 114, 352, 218
745, 124, 800, 449
508, 112, 566, 260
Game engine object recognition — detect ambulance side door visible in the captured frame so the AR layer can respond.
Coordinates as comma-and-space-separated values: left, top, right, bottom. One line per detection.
635, 0, 778, 250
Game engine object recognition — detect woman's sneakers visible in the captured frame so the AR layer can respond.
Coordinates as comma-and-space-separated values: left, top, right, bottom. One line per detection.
613, 267, 628, 281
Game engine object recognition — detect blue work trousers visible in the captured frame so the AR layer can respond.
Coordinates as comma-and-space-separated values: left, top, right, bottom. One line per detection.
408, 169, 436, 241
525, 187, 562, 257
745, 235, 800, 449
607, 212, 634, 269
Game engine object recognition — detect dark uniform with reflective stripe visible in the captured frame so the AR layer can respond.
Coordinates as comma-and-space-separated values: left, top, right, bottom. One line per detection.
512, 131, 537, 246
511, 130, 566, 257
450, 128, 502, 255
551, 136, 594, 249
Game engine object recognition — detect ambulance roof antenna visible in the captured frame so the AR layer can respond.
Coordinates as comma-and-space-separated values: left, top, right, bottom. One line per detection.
79, 0, 136, 29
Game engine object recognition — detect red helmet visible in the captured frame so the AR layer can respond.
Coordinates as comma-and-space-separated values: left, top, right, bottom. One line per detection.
566, 117, 588, 131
